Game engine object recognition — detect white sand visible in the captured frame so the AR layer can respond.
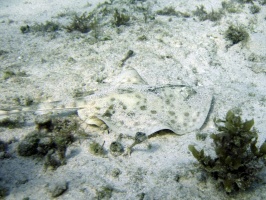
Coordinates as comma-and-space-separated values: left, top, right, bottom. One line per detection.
0, 0, 266, 199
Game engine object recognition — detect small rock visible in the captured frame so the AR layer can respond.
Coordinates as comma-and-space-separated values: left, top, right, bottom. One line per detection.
35, 115, 52, 132
0, 186, 9, 198
44, 150, 66, 170
17, 131, 40, 156
96, 186, 113, 199
48, 181, 68, 197
37, 137, 54, 155
0, 140, 7, 152
111, 168, 121, 178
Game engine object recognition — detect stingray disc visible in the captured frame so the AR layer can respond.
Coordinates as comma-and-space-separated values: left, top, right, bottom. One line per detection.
78, 84, 212, 136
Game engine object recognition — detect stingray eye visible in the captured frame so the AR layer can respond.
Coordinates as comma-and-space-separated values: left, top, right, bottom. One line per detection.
109, 141, 124, 157
134, 132, 147, 144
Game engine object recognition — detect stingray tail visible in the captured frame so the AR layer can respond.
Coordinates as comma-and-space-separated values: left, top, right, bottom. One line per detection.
0, 100, 84, 118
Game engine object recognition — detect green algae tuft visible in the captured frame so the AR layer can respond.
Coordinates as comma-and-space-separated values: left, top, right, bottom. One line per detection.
189, 110, 266, 193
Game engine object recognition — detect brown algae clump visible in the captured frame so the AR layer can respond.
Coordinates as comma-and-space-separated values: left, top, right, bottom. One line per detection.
17, 117, 77, 170
189, 110, 266, 193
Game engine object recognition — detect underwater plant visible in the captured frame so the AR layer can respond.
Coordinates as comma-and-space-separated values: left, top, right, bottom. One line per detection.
2, 70, 27, 80
192, 5, 223, 21
259, 0, 266, 5
205, 9, 224, 21
32, 21, 60, 32
96, 186, 113, 199
17, 117, 76, 170
0, 117, 22, 129
2, 70, 16, 80
156, 6, 181, 17
89, 141, 105, 156
20, 21, 60, 34
64, 13, 93, 33
225, 25, 249, 45
238, 0, 254, 3
112, 9, 130, 27
249, 4, 261, 14
221, 1, 243, 13
189, 110, 266, 193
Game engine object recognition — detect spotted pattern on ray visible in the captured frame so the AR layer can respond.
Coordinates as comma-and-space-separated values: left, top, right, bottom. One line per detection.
77, 68, 213, 136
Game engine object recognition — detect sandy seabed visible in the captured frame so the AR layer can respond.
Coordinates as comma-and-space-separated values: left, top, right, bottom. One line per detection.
0, 0, 266, 199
